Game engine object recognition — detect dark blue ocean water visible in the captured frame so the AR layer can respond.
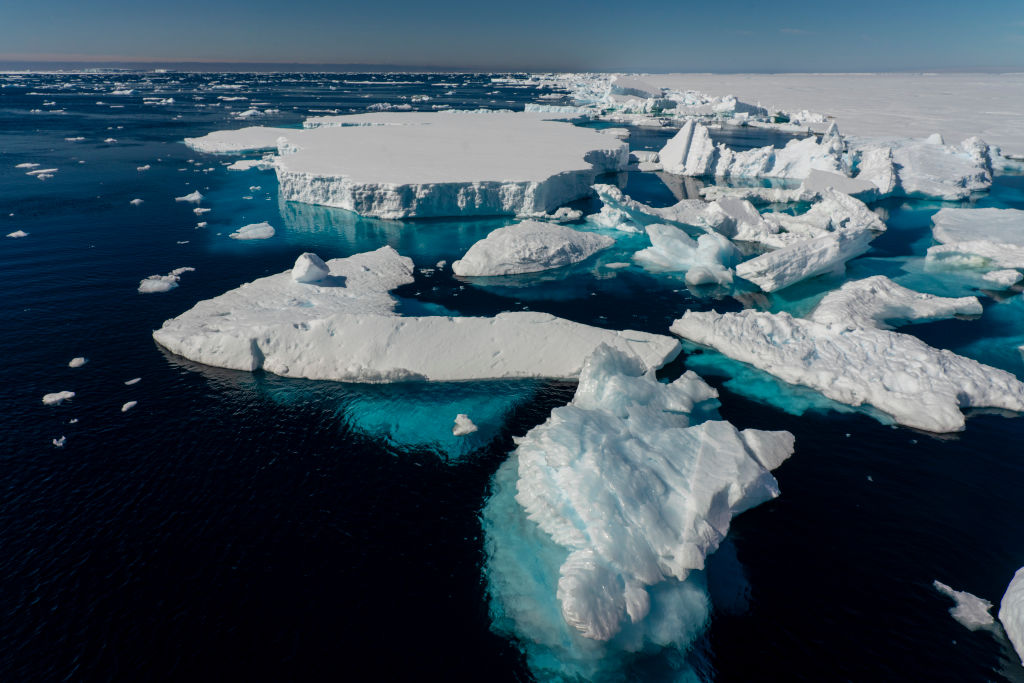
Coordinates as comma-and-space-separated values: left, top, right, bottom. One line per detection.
2, 71, 1023, 682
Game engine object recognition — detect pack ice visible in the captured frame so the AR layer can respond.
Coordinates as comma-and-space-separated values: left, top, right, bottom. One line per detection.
1001, 567, 1024, 666
671, 276, 1023, 432
926, 208, 1024, 275
483, 345, 793, 679
153, 247, 680, 381
185, 112, 628, 219
452, 220, 613, 277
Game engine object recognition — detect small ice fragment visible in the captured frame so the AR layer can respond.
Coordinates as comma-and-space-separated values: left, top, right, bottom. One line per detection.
291, 252, 330, 283
104, 138, 117, 143
124, 377, 141, 385
121, 401, 137, 413
68, 357, 88, 368
452, 414, 478, 436
43, 391, 75, 406
175, 190, 203, 203
53, 436, 66, 448
129, 198, 144, 206
137, 164, 151, 171
68, 418, 78, 424
176, 240, 189, 245
604, 262, 631, 269
138, 267, 195, 293
15, 162, 40, 169
193, 207, 210, 215
7, 230, 28, 238
196, 221, 207, 228
65, 136, 85, 142
229, 222, 275, 240
435, 260, 447, 269
933, 580, 995, 631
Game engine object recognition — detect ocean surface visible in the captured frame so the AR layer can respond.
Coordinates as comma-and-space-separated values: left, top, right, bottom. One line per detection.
2, 71, 1023, 681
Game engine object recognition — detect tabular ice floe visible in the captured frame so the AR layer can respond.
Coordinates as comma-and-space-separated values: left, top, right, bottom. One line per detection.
483, 345, 793, 679
452, 413, 478, 436
1001, 568, 1024, 666
926, 208, 1024, 280
42, 391, 75, 406
138, 267, 195, 294
185, 111, 627, 219
229, 222, 275, 240
933, 581, 996, 632
451, 220, 613, 277
153, 247, 679, 381
672, 277, 1024, 433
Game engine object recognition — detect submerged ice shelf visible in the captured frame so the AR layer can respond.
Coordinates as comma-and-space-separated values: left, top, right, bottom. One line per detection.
153, 247, 679, 382
185, 111, 628, 219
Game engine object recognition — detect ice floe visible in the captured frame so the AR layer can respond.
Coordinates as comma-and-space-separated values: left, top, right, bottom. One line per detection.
735, 228, 874, 293
933, 581, 996, 631
633, 225, 738, 286
1001, 567, 1024, 666
138, 267, 195, 293
452, 413, 478, 436
68, 357, 88, 368
42, 391, 75, 406
7, 230, 28, 238
482, 344, 793, 678
672, 279, 1024, 432
808, 276, 982, 330
229, 222, 275, 240
451, 220, 613, 277
925, 208, 1024, 276
121, 401, 137, 413
174, 190, 203, 203
153, 247, 679, 381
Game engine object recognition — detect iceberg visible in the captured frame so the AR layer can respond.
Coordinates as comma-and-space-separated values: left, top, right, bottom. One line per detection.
68, 357, 88, 368
735, 228, 874, 293
808, 276, 982, 330
452, 413, 478, 436
933, 580, 996, 632
671, 286, 1024, 432
633, 225, 738, 286
1001, 567, 1024, 666
154, 247, 680, 381
174, 191, 203, 203
43, 391, 75, 406
229, 222, 276, 240
451, 220, 613, 277
189, 112, 628, 219
7, 230, 28, 238
121, 401, 137, 413
138, 267, 195, 294
482, 345, 793, 679
184, 126, 293, 153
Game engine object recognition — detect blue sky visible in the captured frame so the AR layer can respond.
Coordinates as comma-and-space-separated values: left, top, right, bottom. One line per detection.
2, 0, 1023, 71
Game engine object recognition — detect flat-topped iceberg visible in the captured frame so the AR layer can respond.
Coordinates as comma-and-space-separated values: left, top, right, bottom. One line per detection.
188, 111, 628, 219
154, 247, 679, 381
483, 345, 793, 679
451, 220, 613, 277
672, 279, 1024, 432
1001, 567, 1024, 666
184, 126, 294, 153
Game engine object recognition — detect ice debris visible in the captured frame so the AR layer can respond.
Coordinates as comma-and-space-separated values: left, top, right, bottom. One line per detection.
291, 252, 330, 283
1001, 567, 1024, 666
926, 208, 1024, 275
633, 225, 738, 286
451, 220, 613, 277
933, 580, 996, 631
229, 222, 275, 240
452, 414, 478, 436
7, 230, 28, 238
43, 391, 75, 406
174, 190, 203, 203
68, 357, 88, 368
138, 267, 195, 294
121, 401, 137, 413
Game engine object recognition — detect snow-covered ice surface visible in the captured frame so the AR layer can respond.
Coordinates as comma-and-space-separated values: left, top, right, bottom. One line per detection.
452, 220, 613, 277
671, 280, 1024, 432
933, 580, 996, 631
229, 222, 275, 240
42, 391, 75, 406
187, 111, 627, 219
138, 267, 195, 294
633, 225, 738, 286
926, 208, 1024, 273
154, 247, 680, 381
808, 276, 983, 331
483, 345, 793, 679
1001, 568, 1024, 666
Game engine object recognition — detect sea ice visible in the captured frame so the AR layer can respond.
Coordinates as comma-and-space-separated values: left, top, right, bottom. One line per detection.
129, 198, 144, 206
808, 276, 982, 330
482, 345, 793, 678
933, 580, 996, 631
1001, 567, 1024, 666
124, 377, 141, 385
451, 220, 613, 277
52, 436, 66, 448
153, 247, 679, 381
7, 230, 28, 238
452, 413, 478, 436
121, 401, 137, 413
138, 267, 195, 294
926, 208, 1024, 275
291, 252, 330, 283
229, 222, 276, 240
43, 391, 75, 406
633, 225, 738, 286
68, 357, 88, 368
734, 228, 874, 293
184, 126, 294, 153
174, 191, 203, 203
671, 297, 1024, 432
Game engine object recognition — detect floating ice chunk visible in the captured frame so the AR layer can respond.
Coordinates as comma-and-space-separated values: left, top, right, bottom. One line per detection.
487, 343, 793, 650
65, 136, 85, 142
68, 357, 88, 368
809, 276, 982, 330
129, 198, 144, 206
800, 169, 879, 201
671, 308, 1024, 432
226, 158, 266, 171
7, 230, 28, 238
933, 580, 996, 631
982, 270, 1024, 288
926, 208, 1024, 273
291, 252, 330, 283
193, 207, 210, 215
43, 391, 75, 406
121, 401, 137, 413
609, 75, 663, 99
137, 164, 150, 171
104, 138, 117, 143
633, 225, 738, 285
1001, 567, 1024, 666
15, 162, 40, 169
854, 145, 898, 195
735, 228, 874, 292
138, 266, 195, 293
26, 168, 58, 176
184, 126, 294, 153
452, 413, 478, 436
659, 120, 716, 176
452, 220, 613, 277
153, 247, 679, 380
888, 136, 992, 199
125, 377, 141, 385
53, 436, 66, 448
229, 222, 275, 240
175, 190, 203, 203
754, 189, 885, 247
